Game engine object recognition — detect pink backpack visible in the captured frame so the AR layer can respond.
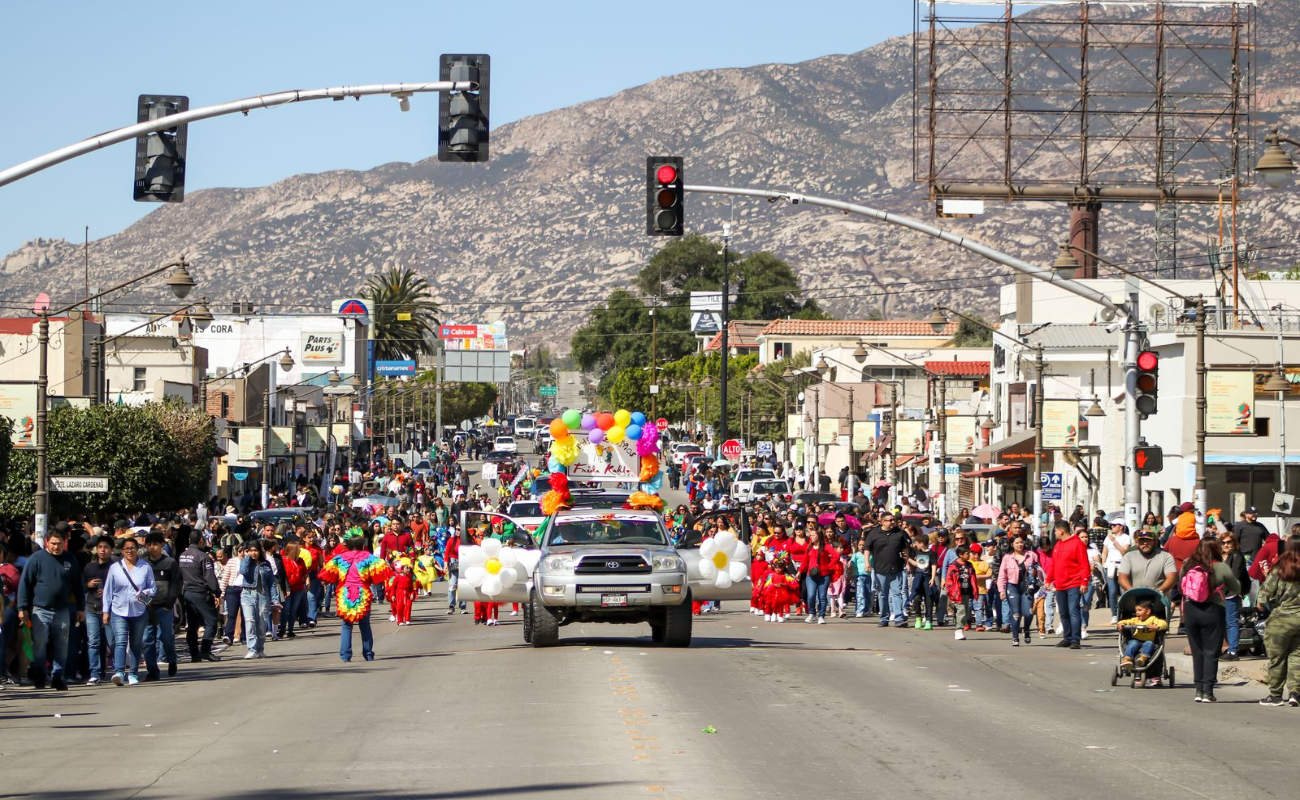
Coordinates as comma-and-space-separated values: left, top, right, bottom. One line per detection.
1180, 565, 1212, 603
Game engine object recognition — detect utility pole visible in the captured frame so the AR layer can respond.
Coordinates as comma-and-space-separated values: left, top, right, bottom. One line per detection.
649, 305, 657, 420
34, 312, 50, 540
1195, 295, 1208, 534
938, 375, 947, 523
719, 222, 731, 444
1032, 346, 1045, 538
261, 379, 272, 509
1123, 279, 1143, 532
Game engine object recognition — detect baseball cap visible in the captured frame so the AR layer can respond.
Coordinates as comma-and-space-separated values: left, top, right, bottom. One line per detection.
1180, 502, 1194, 513
1246, 506, 1258, 514
1136, 529, 1157, 540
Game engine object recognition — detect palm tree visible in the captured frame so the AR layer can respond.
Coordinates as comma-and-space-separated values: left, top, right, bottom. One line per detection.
363, 267, 441, 361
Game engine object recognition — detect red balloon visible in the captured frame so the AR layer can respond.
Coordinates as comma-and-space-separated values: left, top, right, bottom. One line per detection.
596, 412, 616, 431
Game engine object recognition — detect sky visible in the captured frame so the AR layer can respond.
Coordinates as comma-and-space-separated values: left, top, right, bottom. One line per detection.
0, 0, 928, 259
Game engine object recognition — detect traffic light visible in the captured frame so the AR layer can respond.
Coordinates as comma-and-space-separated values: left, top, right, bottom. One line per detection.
438, 54, 490, 162
134, 95, 189, 202
646, 156, 683, 236
1134, 349, 1159, 418
1133, 443, 1164, 475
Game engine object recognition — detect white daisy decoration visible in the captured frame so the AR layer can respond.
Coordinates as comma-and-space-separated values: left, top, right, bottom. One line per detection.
699, 530, 750, 589
462, 537, 519, 597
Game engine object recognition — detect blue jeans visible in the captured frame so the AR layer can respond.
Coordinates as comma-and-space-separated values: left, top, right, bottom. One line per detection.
241, 591, 271, 655
84, 608, 114, 680
874, 571, 906, 625
1006, 585, 1033, 641
1125, 639, 1156, 659
805, 573, 830, 617
1080, 584, 1096, 631
985, 584, 1002, 628
340, 613, 374, 661
143, 607, 177, 677
1106, 572, 1123, 618
1055, 586, 1083, 645
1224, 595, 1242, 654
973, 594, 987, 626
30, 606, 71, 683
854, 574, 872, 616
110, 614, 146, 678
282, 590, 306, 636
223, 587, 243, 640
307, 576, 324, 622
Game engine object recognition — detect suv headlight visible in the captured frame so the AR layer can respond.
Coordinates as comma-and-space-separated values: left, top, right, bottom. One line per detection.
652, 555, 683, 571
542, 555, 574, 571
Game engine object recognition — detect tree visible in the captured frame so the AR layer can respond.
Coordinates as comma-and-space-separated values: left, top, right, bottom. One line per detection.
948, 311, 994, 347
364, 267, 441, 361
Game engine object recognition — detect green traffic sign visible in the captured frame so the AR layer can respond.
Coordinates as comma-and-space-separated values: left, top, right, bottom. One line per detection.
539, 386, 557, 396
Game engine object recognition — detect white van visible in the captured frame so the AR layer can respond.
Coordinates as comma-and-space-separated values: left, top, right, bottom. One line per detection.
514, 417, 536, 438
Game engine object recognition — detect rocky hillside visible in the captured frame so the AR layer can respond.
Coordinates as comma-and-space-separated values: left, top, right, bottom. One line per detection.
4, 1, 1300, 346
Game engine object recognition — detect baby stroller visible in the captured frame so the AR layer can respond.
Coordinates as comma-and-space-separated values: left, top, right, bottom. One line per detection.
1110, 587, 1175, 689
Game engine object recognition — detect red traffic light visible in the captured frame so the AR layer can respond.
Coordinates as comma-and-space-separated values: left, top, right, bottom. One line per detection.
1137, 350, 1158, 371
656, 164, 678, 184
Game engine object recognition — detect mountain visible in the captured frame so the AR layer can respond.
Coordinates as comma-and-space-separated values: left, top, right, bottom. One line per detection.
5, 1, 1300, 346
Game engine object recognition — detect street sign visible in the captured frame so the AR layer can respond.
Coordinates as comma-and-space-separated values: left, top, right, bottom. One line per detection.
233, 470, 250, 481
539, 386, 557, 397
649, 384, 659, 395
323, 385, 355, 395
50, 475, 108, 493
721, 439, 742, 461
1041, 472, 1063, 501
656, 418, 668, 430
756, 440, 773, 457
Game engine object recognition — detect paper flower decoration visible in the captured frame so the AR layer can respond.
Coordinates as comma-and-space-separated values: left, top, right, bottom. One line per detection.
626, 491, 664, 512
638, 454, 660, 483
540, 489, 571, 516
550, 436, 580, 466
462, 537, 520, 598
699, 530, 750, 589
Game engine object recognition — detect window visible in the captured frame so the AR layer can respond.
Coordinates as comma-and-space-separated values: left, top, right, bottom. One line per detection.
772, 341, 793, 359
132, 367, 146, 392
220, 393, 230, 418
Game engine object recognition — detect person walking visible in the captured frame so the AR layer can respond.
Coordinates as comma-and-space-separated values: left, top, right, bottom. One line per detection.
80, 535, 116, 685
1257, 546, 1300, 706
997, 533, 1041, 647
319, 536, 393, 662
15, 527, 84, 691
864, 513, 908, 627
1045, 522, 1090, 649
142, 532, 181, 681
101, 537, 156, 687
1219, 532, 1251, 661
238, 540, 279, 660
1179, 538, 1240, 703
801, 529, 834, 624
178, 533, 223, 663
217, 546, 244, 646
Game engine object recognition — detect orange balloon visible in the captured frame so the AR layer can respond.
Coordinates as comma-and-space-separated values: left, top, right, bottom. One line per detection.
549, 418, 569, 440
596, 412, 616, 431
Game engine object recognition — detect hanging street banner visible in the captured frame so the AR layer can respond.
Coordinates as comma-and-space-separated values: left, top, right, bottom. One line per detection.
896, 420, 925, 455
0, 382, 37, 449
786, 414, 802, 440
331, 422, 352, 448
851, 421, 875, 452
238, 428, 264, 461
306, 424, 329, 453
817, 417, 840, 446
1208, 370, 1255, 434
1043, 400, 1080, 449
945, 416, 977, 455
268, 426, 293, 457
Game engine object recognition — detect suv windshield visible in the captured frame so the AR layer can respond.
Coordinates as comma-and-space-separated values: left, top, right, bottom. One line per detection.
753, 481, 788, 494
509, 502, 543, 517
545, 517, 667, 547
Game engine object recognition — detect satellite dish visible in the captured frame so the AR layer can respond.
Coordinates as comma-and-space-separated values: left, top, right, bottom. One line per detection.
32, 292, 50, 314
1273, 491, 1295, 516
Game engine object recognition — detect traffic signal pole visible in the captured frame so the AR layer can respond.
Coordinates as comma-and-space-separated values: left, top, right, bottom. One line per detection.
1123, 280, 1143, 533
0, 81, 477, 189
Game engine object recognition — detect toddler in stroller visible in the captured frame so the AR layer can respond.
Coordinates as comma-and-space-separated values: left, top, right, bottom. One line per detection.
1111, 587, 1176, 688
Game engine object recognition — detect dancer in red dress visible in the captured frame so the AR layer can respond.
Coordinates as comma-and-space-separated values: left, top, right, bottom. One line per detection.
390, 563, 417, 625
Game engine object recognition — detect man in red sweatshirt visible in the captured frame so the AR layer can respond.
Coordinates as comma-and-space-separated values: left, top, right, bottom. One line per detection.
1045, 521, 1090, 649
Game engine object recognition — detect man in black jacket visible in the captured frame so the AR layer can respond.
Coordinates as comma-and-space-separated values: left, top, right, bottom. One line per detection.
863, 513, 909, 628
81, 536, 117, 685
179, 536, 223, 662
143, 532, 181, 680
16, 528, 84, 690
1232, 506, 1270, 563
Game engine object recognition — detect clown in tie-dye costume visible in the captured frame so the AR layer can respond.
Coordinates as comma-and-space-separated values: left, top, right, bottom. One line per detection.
318, 537, 393, 662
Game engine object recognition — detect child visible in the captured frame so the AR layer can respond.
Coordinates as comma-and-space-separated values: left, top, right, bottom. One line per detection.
827, 539, 849, 618
969, 543, 993, 631
1117, 599, 1168, 669
761, 553, 800, 622
414, 548, 438, 597
749, 549, 770, 615
851, 539, 872, 618
391, 563, 417, 626
945, 545, 978, 641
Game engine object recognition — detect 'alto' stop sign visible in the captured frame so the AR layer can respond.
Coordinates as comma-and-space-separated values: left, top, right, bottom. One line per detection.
656, 418, 668, 430
721, 439, 742, 461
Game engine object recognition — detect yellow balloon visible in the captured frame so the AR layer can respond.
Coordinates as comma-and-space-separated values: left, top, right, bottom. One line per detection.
614, 409, 632, 428
607, 425, 626, 444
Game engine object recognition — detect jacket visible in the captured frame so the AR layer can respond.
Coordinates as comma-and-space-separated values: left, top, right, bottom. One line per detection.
282, 554, 309, 593
1045, 535, 1090, 591
218, 557, 243, 591
17, 549, 84, 612
318, 550, 392, 623
1165, 531, 1200, 572
802, 544, 838, 578
146, 554, 182, 609
1248, 534, 1282, 582
945, 559, 977, 603
239, 556, 282, 605
996, 551, 1040, 595
178, 545, 221, 598
1224, 551, 1250, 599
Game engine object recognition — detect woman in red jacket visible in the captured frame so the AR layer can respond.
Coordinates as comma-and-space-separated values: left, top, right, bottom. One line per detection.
802, 528, 838, 624
1045, 522, 1090, 649
278, 541, 311, 639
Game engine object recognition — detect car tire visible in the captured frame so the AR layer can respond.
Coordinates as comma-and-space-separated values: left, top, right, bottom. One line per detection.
649, 619, 666, 643
522, 591, 534, 643
531, 590, 560, 647
661, 597, 692, 648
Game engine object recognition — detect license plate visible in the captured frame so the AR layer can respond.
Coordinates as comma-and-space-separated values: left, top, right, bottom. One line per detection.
601, 593, 629, 607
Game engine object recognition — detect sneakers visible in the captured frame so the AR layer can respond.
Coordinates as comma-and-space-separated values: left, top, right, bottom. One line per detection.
923, 621, 933, 631
1012, 639, 1020, 646
1080, 627, 1089, 640
1291, 693, 1300, 708
1221, 651, 1239, 661
914, 617, 924, 629
955, 629, 966, 640
854, 612, 864, 618
1069, 643, 1082, 649
777, 615, 785, 623
1259, 695, 1287, 706
975, 625, 986, 632
1055, 640, 1072, 648
86, 677, 101, 686
817, 617, 826, 625
127, 674, 140, 686
390, 615, 397, 622
1039, 632, 1048, 640
509, 610, 518, 616
222, 635, 233, 646
764, 613, 773, 622
805, 614, 814, 623
1055, 624, 1064, 635
112, 673, 125, 686
1195, 691, 1205, 703
1110, 614, 1119, 624
245, 651, 259, 660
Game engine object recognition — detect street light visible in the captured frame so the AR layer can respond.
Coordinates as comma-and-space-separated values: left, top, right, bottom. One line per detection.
1052, 243, 1081, 281
1255, 126, 1299, 189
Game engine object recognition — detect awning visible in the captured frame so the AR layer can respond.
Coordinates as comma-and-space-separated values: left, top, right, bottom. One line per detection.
859, 435, 893, 464
962, 464, 1026, 479
976, 429, 1036, 466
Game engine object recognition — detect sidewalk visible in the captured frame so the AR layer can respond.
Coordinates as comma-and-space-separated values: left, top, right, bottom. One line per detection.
1164, 635, 1269, 685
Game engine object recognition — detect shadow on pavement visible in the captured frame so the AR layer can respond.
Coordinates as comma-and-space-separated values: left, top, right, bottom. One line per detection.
0, 781, 632, 800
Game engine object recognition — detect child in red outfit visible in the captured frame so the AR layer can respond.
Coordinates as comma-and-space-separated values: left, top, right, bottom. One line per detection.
390, 564, 417, 626
760, 555, 800, 622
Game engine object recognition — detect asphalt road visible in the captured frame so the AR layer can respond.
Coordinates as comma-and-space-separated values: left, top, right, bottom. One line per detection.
2, 587, 1293, 800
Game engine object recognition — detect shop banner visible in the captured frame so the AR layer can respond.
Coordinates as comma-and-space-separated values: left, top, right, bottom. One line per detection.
945, 416, 978, 455
1042, 400, 1080, 448
896, 420, 925, 455
1208, 371, 1254, 434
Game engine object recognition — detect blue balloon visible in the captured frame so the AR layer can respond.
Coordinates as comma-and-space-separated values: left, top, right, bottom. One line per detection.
630, 411, 647, 427
625, 424, 642, 441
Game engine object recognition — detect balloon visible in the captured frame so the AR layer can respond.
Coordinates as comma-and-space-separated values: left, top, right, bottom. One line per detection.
625, 424, 642, 441
581, 413, 597, 431
589, 428, 606, 444
639, 454, 660, 483
630, 411, 646, 427
607, 425, 626, 444
562, 409, 583, 430
614, 409, 632, 428
549, 418, 569, 441
596, 412, 615, 431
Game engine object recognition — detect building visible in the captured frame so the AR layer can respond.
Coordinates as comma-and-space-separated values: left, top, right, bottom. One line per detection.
755, 319, 960, 364
0, 312, 100, 398
703, 320, 767, 355
102, 335, 207, 406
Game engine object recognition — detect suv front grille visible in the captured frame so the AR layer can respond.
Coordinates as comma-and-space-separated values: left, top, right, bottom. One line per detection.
574, 555, 651, 574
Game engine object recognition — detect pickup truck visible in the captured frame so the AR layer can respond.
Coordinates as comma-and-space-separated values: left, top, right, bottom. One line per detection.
730, 468, 777, 502
457, 506, 750, 647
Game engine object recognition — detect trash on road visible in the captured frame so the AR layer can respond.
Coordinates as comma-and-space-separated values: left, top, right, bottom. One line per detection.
702, 725, 717, 734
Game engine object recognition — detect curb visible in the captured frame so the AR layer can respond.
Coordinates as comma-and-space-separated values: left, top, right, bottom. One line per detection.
1165, 651, 1269, 685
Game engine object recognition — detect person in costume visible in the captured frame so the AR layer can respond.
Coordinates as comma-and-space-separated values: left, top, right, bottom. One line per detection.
390, 563, 417, 626
469, 525, 500, 626
761, 553, 800, 622
414, 547, 438, 596
318, 536, 393, 662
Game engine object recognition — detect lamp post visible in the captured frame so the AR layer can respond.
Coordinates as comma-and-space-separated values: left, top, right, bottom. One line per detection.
232, 348, 295, 509
33, 258, 196, 539
747, 368, 793, 463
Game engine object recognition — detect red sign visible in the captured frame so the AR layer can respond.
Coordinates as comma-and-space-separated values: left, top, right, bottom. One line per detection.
656, 418, 669, 430
721, 439, 742, 461
438, 325, 480, 339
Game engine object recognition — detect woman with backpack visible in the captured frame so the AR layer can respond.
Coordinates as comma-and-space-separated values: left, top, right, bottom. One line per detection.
1180, 538, 1240, 703
997, 533, 1042, 646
